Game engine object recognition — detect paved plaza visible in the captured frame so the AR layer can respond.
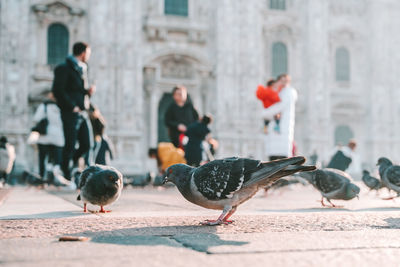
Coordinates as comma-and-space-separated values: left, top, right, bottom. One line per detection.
1, 183, 400, 266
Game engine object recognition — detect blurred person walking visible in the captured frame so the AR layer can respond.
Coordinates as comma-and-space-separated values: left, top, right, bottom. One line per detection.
185, 115, 218, 167
52, 42, 95, 182
90, 108, 114, 165
327, 140, 359, 173
32, 91, 65, 183
256, 79, 282, 134
262, 74, 298, 160
165, 85, 199, 149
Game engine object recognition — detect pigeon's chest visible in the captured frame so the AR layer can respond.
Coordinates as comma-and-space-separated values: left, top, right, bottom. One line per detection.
187, 179, 258, 210
81, 181, 121, 205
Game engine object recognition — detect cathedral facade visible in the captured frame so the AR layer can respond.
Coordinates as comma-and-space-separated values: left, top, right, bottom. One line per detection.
1, 0, 400, 175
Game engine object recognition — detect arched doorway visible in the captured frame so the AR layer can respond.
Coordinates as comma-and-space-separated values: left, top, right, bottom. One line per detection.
143, 53, 212, 148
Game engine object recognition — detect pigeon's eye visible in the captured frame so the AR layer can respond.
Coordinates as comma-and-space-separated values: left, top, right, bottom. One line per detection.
109, 176, 114, 181
169, 169, 173, 174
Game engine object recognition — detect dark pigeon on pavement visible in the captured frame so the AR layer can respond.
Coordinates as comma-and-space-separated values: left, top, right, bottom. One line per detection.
0, 137, 15, 184
299, 168, 360, 207
77, 164, 123, 213
163, 156, 316, 225
377, 157, 400, 199
361, 170, 381, 192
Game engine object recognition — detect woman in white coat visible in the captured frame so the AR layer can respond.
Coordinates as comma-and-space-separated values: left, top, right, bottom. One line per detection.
33, 91, 65, 179
262, 74, 298, 160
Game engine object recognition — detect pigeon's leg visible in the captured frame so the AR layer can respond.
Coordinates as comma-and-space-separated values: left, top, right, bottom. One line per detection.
326, 199, 343, 208
201, 206, 232, 226
222, 207, 237, 223
320, 197, 326, 207
99, 206, 112, 213
83, 203, 87, 213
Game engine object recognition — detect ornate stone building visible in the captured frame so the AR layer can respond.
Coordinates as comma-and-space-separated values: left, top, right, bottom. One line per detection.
1, 0, 400, 175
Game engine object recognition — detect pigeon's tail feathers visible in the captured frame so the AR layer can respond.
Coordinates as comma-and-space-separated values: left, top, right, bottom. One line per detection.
244, 156, 306, 187
77, 194, 81, 201
259, 165, 316, 187
271, 165, 317, 180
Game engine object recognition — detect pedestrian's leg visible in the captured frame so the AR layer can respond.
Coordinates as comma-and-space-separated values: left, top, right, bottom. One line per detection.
38, 144, 47, 178
73, 119, 90, 167
61, 112, 79, 180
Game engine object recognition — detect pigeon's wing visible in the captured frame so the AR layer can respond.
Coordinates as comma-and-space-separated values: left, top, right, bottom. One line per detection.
386, 166, 400, 187
192, 157, 261, 200
243, 156, 307, 187
315, 169, 347, 193
324, 168, 352, 182
78, 165, 102, 189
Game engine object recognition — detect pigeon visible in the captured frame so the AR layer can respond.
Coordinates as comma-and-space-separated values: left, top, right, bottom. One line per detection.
376, 157, 400, 199
299, 168, 360, 207
361, 170, 381, 192
0, 137, 15, 183
77, 165, 123, 213
163, 156, 316, 225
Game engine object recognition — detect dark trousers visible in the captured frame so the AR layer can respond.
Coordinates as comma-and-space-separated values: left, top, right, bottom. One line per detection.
38, 144, 62, 177
61, 112, 90, 179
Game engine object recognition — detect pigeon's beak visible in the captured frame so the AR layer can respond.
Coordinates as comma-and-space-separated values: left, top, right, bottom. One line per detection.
356, 195, 359, 200
162, 177, 169, 185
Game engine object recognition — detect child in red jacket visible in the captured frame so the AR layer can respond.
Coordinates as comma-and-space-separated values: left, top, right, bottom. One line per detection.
256, 79, 281, 134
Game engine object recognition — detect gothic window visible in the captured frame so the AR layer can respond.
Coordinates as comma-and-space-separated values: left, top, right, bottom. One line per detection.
270, 0, 286, 10
164, 0, 188, 16
334, 125, 353, 146
271, 42, 288, 78
335, 47, 350, 82
47, 23, 69, 66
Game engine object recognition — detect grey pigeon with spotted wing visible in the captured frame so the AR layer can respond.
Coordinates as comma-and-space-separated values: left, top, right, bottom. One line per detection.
163, 156, 316, 225
299, 168, 360, 207
362, 170, 381, 192
77, 164, 123, 213
377, 157, 400, 199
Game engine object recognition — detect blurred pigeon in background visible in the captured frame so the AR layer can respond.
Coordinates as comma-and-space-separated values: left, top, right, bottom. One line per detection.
299, 168, 360, 207
77, 165, 123, 213
0, 136, 16, 186
361, 170, 381, 192
163, 156, 316, 225
377, 157, 400, 200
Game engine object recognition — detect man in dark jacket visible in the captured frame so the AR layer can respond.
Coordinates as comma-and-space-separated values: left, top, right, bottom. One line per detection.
52, 42, 95, 180
165, 85, 199, 148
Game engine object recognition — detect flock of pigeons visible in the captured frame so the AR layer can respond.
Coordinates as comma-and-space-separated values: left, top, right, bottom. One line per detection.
76, 155, 400, 225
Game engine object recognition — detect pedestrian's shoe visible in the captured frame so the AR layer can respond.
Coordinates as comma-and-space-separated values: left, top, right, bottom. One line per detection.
52, 166, 70, 187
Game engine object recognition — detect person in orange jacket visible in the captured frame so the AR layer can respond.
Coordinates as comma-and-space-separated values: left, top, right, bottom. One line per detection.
148, 142, 187, 175
256, 79, 282, 134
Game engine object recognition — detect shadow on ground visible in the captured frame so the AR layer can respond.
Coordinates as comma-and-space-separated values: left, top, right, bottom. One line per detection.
0, 210, 90, 220
74, 225, 248, 253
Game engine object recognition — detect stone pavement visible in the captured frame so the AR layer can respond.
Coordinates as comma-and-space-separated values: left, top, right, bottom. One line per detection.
1, 184, 400, 266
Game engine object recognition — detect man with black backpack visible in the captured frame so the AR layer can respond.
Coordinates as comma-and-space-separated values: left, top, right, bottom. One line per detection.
52, 42, 95, 182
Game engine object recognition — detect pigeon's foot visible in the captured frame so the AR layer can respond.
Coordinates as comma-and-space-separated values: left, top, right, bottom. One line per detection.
99, 206, 112, 213
200, 219, 232, 226
327, 199, 343, 208
83, 203, 87, 213
382, 196, 396, 200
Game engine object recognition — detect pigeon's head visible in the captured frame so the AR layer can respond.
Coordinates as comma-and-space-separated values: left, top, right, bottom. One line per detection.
101, 169, 122, 188
345, 183, 360, 200
163, 164, 192, 187
377, 157, 392, 167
